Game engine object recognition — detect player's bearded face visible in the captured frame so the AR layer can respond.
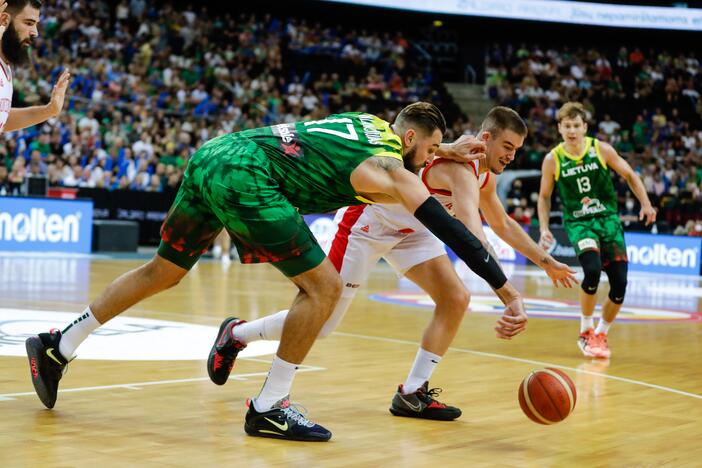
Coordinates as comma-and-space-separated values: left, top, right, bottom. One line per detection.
402, 128, 441, 174
1, 21, 31, 65
402, 145, 423, 173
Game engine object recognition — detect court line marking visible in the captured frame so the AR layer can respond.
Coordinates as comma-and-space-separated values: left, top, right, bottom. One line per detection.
332, 331, 702, 400
0, 361, 325, 402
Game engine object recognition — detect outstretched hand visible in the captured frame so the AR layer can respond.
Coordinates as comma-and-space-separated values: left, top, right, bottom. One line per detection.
544, 259, 578, 288
0, 2, 8, 43
495, 296, 528, 340
47, 69, 71, 117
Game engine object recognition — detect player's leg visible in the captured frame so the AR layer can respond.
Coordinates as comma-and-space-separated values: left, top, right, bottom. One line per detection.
566, 220, 603, 357
578, 251, 600, 324
202, 140, 337, 441
592, 216, 629, 358
26, 152, 223, 409
219, 206, 383, 347
385, 233, 466, 420
207, 205, 385, 388
242, 256, 340, 442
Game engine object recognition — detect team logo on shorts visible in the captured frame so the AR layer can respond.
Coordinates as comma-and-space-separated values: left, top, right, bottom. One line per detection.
272, 123, 304, 158
578, 238, 598, 251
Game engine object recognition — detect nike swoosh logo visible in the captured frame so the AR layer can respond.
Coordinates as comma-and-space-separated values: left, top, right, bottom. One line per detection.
46, 348, 63, 365
264, 417, 289, 432
399, 395, 422, 412
484, 253, 490, 263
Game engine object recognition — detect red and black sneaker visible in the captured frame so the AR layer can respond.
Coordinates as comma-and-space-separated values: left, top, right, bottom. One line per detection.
389, 381, 462, 421
25, 329, 71, 409
207, 317, 246, 385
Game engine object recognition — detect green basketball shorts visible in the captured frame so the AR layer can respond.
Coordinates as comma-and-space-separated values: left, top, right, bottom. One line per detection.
564, 213, 627, 266
157, 134, 325, 277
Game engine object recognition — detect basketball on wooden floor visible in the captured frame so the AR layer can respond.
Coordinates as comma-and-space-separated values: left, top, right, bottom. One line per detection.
518, 368, 577, 424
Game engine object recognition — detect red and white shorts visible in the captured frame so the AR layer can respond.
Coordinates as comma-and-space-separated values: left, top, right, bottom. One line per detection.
323, 204, 446, 297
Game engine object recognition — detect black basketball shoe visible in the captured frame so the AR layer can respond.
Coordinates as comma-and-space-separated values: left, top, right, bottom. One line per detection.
245, 396, 332, 442
207, 317, 247, 385
26, 329, 71, 409
389, 381, 462, 421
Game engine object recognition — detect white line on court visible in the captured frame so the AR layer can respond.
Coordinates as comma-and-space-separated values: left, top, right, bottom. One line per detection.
332, 331, 702, 400
0, 363, 325, 401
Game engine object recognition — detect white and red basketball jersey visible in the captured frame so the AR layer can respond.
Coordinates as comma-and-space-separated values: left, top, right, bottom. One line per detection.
0, 57, 13, 132
324, 157, 493, 292
369, 157, 491, 227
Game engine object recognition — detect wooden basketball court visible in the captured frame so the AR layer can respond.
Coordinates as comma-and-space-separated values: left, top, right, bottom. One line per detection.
1, 253, 701, 466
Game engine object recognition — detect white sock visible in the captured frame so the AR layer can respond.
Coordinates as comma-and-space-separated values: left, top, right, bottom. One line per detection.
595, 319, 612, 335
402, 348, 442, 394
59, 307, 101, 359
233, 310, 288, 344
254, 355, 298, 411
580, 315, 594, 333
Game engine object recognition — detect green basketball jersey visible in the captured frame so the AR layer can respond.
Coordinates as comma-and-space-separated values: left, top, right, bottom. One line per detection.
551, 137, 618, 222
239, 112, 402, 214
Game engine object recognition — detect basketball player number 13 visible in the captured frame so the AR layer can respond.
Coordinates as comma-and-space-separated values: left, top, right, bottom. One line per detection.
304, 118, 359, 141
576, 176, 591, 193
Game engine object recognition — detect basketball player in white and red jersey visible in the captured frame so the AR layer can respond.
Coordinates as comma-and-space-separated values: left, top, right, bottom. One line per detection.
210, 106, 577, 420
0, 0, 70, 134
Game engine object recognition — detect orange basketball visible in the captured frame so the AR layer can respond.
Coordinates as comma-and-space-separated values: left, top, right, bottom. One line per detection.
518, 368, 576, 424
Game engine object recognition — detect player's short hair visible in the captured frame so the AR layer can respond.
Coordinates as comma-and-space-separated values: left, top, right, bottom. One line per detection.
557, 102, 588, 123
480, 106, 527, 137
394, 102, 446, 136
5, 0, 42, 15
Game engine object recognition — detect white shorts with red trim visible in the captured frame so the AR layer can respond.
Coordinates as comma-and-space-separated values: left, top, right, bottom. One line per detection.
324, 204, 445, 297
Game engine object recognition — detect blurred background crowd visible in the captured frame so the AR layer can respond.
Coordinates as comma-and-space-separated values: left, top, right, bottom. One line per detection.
1, 0, 701, 236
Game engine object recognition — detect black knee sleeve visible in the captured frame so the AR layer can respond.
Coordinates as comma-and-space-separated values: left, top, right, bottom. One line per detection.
579, 250, 602, 295
605, 261, 628, 304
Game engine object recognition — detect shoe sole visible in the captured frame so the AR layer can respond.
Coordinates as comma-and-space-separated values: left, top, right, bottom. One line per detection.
25, 336, 57, 409
207, 317, 237, 385
244, 424, 331, 442
389, 406, 461, 421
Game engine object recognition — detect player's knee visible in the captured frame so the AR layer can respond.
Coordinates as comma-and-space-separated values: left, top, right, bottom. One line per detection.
452, 289, 471, 316
323, 273, 343, 302
607, 262, 628, 304
579, 251, 601, 295
581, 270, 600, 295
436, 288, 470, 318
308, 275, 342, 311
144, 256, 187, 290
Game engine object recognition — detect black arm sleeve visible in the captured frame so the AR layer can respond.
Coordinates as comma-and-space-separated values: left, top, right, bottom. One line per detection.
413, 197, 507, 290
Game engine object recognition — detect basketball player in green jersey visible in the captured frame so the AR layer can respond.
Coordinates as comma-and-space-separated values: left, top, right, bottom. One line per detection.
26, 102, 528, 442
538, 102, 656, 359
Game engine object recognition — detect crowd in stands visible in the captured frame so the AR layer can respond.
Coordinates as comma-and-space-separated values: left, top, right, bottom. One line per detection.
2, 2, 702, 236
488, 43, 702, 234
0, 0, 454, 197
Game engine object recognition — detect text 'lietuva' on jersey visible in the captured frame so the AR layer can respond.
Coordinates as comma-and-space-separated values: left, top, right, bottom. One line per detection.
239, 113, 403, 214
551, 137, 618, 222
